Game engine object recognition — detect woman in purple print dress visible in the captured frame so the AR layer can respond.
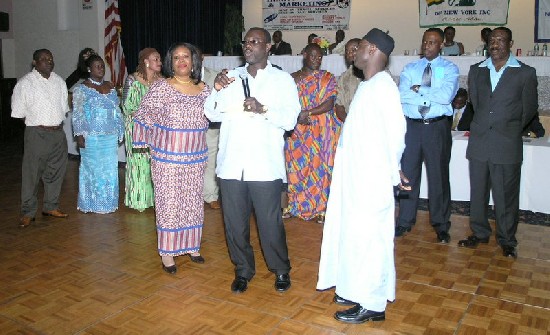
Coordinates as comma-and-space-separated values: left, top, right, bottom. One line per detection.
133, 42, 210, 274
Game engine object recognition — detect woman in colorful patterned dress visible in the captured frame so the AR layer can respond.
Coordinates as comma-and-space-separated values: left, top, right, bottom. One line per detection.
73, 55, 124, 213
133, 42, 209, 274
122, 48, 163, 211
284, 43, 341, 223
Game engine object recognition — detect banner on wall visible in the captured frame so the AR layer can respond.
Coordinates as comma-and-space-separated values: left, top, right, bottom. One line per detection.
419, 0, 509, 27
536, 0, 550, 42
262, 0, 351, 31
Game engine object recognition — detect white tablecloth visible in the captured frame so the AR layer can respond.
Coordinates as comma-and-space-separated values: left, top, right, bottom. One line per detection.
419, 132, 550, 214
204, 55, 550, 77
389, 55, 550, 77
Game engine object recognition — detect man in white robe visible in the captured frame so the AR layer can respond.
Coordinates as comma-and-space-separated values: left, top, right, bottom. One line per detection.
317, 28, 408, 324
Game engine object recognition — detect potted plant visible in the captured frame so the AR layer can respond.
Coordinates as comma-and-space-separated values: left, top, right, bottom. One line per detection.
223, 4, 244, 56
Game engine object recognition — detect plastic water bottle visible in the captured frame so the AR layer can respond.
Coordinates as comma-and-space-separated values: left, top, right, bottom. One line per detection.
543, 43, 548, 56
534, 43, 539, 56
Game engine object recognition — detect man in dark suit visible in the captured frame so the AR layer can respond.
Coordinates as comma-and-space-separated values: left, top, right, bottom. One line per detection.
269, 30, 292, 55
451, 88, 474, 131
522, 112, 545, 138
458, 27, 538, 258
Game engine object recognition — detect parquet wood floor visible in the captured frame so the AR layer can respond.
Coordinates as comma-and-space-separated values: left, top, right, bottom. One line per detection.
1, 141, 549, 334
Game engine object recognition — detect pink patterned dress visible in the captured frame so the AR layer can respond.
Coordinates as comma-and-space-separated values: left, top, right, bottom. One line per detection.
133, 80, 209, 256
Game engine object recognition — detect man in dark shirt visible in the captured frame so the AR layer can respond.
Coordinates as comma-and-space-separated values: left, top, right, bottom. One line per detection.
522, 113, 545, 138
451, 88, 474, 131
269, 30, 292, 55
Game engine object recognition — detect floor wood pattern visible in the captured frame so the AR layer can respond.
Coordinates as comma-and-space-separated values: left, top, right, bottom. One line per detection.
1, 142, 549, 334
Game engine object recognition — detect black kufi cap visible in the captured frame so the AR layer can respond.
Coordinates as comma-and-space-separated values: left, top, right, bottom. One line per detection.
363, 28, 395, 57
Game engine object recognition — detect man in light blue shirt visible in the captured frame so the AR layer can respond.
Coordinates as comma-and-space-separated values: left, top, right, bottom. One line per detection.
395, 28, 459, 244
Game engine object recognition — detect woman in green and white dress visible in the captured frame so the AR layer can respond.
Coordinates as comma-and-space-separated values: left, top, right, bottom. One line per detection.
122, 48, 163, 211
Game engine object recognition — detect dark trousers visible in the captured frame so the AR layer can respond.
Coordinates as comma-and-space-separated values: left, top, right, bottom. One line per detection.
397, 118, 452, 232
21, 126, 68, 217
220, 178, 291, 280
469, 158, 521, 247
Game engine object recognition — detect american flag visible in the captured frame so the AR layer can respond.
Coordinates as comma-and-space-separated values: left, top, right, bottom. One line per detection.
104, 0, 127, 87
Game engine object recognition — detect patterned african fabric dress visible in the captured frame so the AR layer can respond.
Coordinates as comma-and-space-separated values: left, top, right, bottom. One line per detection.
72, 84, 124, 213
132, 80, 209, 257
285, 70, 340, 221
122, 75, 154, 211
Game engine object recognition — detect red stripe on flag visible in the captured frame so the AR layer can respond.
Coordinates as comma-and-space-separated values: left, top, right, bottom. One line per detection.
104, 0, 127, 87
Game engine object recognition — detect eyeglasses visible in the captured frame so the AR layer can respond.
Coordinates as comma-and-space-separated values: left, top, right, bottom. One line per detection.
241, 40, 266, 46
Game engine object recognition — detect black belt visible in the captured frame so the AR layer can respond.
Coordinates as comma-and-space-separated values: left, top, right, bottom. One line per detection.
406, 115, 447, 124
208, 122, 221, 129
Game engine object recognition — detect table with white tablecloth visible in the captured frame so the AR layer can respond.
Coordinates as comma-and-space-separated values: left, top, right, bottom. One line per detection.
419, 132, 550, 214
204, 55, 550, 213
539, 110, 550, 136
205, 55, 550, 76
204, 55, 550, 109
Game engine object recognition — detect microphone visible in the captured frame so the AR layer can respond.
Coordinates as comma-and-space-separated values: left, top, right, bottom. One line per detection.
239, 73, 250, 98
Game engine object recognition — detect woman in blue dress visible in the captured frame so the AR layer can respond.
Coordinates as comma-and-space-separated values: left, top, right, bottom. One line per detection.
73, 54, 124, 213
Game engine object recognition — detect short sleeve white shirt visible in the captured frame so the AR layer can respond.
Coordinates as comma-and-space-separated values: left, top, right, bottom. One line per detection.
11, 69, 69, 126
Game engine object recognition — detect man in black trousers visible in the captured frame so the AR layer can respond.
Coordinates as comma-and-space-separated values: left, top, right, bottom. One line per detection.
458, 27, 538, 258
204, 27, 301, 293
395, 28, 459, 243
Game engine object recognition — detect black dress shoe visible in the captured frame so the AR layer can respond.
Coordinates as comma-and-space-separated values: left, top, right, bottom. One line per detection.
187, 254, 205, 264
395, 225, 411, 237
457, 235, 489, 248
162, 263, 177, 274
436, 231, 451, 244
231, 276, 249, 293
333, 294, 356, 306
274, 273, 291, 292
502, 246, 517, 258
334, 304, 385, 324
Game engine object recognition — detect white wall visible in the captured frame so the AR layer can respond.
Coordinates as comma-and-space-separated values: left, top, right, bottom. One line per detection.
4, 1, 538, 79
243, 0, 537, 56
5, 0, 102, 79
